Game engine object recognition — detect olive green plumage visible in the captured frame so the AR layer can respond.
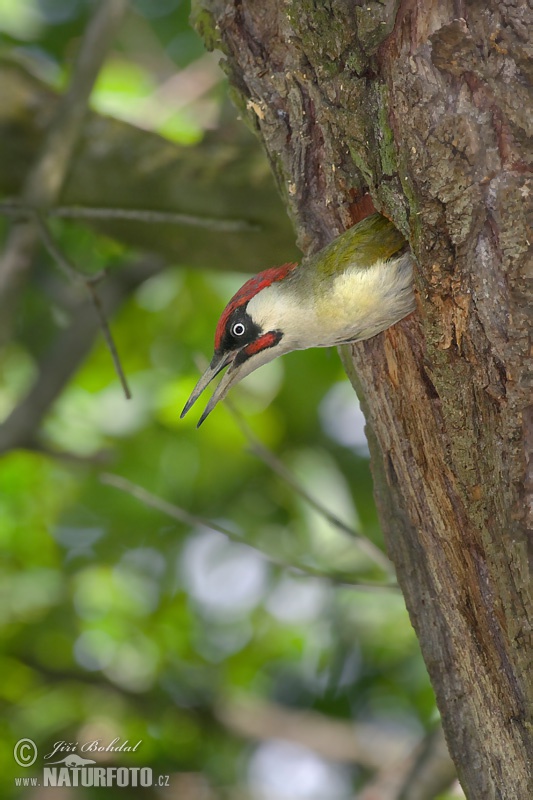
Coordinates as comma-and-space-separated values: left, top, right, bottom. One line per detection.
306, 213, 407, 280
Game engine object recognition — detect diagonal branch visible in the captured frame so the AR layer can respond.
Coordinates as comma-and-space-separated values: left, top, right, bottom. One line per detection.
225, 401, 394, 578
100, 472, 399, 591
0, 256, 163, 454
35, 215, 131, 399
23, 0, 130, 209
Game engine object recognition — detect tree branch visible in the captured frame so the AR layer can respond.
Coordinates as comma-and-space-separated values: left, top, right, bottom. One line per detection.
0, 256, 163, 453
359, 724, 458, 800
35, 215, 131, 399
49, 204, 259, 233
0, 0, 128, 328
0, 62, 297, 274
225, 400, 394, 578
100, 472, 399, 591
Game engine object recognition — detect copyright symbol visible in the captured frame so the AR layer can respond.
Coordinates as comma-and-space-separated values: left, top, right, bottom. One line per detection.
14, 738, 37, 767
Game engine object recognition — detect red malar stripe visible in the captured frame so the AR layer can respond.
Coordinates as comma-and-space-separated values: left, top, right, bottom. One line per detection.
242, 330, 280, 357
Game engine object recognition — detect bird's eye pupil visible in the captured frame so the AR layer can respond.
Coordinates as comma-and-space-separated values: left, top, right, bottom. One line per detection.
232, 322, 246, 337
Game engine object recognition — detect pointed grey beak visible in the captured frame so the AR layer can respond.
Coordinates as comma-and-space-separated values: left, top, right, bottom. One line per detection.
182, 331, 286, 426
182, 351, 250, 426
195, 362, 245, 427
180, 352, 232, 421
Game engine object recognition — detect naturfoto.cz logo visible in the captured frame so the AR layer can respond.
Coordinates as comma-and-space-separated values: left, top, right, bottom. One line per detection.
13, 738, 171, 789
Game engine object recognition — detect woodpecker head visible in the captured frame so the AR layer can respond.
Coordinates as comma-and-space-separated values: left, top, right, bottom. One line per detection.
181, 261, 299, 426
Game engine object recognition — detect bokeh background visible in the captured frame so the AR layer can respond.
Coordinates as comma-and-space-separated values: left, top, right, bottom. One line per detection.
0, 2, 458, 798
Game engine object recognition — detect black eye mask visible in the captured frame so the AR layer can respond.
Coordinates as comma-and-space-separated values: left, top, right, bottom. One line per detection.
218, 307, 261, 353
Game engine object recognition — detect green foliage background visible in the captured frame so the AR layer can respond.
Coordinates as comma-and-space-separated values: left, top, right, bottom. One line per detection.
0, 2, 452, 798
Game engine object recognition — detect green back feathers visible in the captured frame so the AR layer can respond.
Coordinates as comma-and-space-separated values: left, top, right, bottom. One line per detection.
305, 213, 407, 282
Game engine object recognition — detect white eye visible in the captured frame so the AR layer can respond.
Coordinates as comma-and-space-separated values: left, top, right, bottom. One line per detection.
232, 322, 246, 337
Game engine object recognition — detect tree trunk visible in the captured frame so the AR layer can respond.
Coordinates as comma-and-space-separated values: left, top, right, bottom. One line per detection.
193, 2, 533, 797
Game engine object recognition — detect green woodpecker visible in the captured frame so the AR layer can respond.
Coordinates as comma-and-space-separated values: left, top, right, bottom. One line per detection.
182, 213, 414, 426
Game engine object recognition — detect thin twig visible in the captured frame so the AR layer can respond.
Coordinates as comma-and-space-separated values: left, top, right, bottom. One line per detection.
36, 215, 131, 399
358, 723, 457, 800
0, 200, 129, 397
100, 472, 399, 591
397, 725, 458, 800
190, 352, 393, 577
0, 201, 259, 234
34, 214, 98, 283
0, 257, 163, 454
0, 199, 108, 282
224, 401, 394, 577
49, 205, 260, 233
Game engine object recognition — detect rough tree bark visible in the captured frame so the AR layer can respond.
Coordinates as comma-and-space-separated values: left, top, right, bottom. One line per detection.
193, 2, 533, 798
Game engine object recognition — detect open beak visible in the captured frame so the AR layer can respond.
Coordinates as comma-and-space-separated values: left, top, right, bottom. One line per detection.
181, 351, 242, 427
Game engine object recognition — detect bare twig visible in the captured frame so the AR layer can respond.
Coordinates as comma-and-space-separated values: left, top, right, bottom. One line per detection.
0, 257, 163, 454
358, 724, 458, 800
0, 202, 130, 396
100, 472, 399, 591
397, 725, 458, 800
36, 215, 131, 399
223, 401, 394, 578
0, 201, 107, 283
0, 0, 128, 321
50, 205, 260, 233
0, 201, 258, 233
